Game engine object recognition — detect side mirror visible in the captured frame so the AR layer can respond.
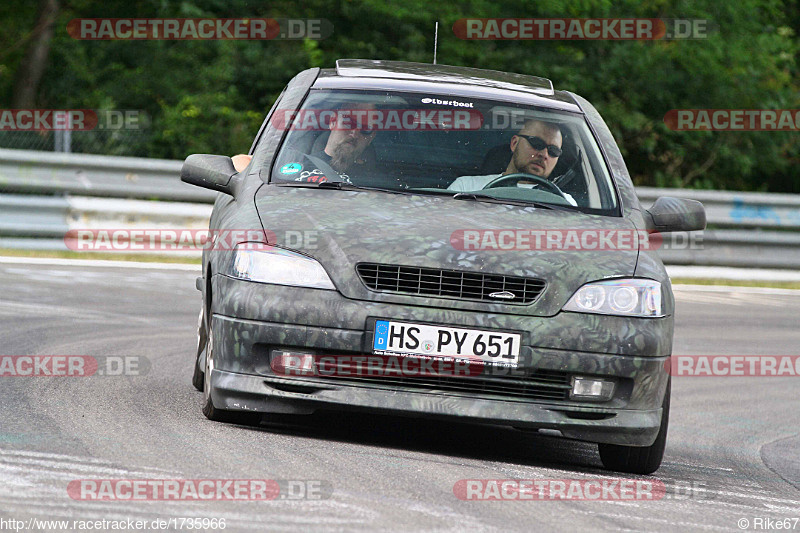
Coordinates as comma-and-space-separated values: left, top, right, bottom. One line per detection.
644, 197, 706, 233
181, 154, 238, 195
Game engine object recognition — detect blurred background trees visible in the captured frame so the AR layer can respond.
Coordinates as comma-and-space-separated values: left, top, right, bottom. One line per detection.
0, 0, 797, 192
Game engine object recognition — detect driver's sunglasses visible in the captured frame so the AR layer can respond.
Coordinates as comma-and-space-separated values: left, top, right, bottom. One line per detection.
517, 134, 562, 158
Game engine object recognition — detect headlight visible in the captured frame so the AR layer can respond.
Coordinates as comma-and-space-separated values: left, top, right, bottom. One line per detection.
563, 279, 663, 317
229, 246, 336, 290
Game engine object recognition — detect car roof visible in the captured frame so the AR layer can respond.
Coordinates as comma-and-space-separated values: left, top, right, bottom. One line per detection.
312, 59, 581, 112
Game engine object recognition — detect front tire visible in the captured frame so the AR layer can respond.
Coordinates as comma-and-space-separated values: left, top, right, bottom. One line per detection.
598, 379, 670, 475
192, 308, 206, 391
202, 323, 261, 426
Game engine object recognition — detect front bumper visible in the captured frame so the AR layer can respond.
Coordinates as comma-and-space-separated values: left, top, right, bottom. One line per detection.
210, 366, 663, 446
207, 277, 671, 446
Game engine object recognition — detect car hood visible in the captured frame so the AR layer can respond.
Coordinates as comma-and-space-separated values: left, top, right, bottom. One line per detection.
254, 185, 640, 316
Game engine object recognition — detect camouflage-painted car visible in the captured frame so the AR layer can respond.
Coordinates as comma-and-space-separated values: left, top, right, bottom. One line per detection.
182, 60, 705, 474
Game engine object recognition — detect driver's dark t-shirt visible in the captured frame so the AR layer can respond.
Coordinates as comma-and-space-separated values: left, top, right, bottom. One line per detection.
275, 148, 373, 185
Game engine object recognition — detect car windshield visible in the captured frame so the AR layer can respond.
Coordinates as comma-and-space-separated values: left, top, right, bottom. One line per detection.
267, 89, 619, 215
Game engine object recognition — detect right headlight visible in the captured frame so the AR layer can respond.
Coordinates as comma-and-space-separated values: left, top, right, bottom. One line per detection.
562, 278, 663, 318
228, 246, 336, 290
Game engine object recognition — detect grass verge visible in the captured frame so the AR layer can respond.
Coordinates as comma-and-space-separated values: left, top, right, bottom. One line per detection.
671, 278, 800, 290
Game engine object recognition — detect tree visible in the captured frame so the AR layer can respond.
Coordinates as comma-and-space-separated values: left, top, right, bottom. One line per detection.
0, 0, 797, 191
11, 0, 59, 108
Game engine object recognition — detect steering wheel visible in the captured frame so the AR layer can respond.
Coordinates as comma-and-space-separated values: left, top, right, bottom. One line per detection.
482, 173, 566, 198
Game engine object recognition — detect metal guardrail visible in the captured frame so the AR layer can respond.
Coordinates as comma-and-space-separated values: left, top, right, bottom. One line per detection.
655, 230, 800, 270
636, 187, 800, 269
1, 149, 799, 269
0, 193, 212, 253
0, 148, 216, 203
0, 194, 70, 238
636, 187, 800, 230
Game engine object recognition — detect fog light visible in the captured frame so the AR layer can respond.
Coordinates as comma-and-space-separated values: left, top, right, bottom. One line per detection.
270, 349, 316, 376
570, 376, 615, 401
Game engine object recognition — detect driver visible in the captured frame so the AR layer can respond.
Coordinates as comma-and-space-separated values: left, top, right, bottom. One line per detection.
230, 103, 378, 182
448, 119, 576, 206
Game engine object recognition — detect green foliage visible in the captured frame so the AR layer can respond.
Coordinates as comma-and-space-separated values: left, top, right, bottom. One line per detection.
0, 0, 797, 191
155, 90, 263, 158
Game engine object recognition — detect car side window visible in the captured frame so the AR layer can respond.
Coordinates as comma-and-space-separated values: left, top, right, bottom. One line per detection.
248, 87, 287, 155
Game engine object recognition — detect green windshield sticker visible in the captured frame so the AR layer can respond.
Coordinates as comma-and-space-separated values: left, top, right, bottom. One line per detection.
280, 163, 303, 175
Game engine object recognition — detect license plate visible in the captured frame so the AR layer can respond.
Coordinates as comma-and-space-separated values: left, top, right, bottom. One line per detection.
372, 320, 520, 366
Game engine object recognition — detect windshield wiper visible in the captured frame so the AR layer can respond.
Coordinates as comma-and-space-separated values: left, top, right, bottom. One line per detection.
316, 180, 354, 189
452, 192, 533, 206
320, 182, 414, 195
275, 179, 351, 189
452, 192, 580, 211
276, 181, 413, 195
451, 192, 558, 209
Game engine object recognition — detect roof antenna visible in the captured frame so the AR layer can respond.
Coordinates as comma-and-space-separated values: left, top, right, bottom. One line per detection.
433, 22, 438, 64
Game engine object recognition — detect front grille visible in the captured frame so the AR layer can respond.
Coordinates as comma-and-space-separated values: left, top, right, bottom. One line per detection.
303, 363, 571, 402
356, 263, 546, 304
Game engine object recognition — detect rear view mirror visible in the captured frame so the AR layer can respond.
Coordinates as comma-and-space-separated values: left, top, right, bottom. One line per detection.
644, 197, 706, 233
181, 154, 238, 195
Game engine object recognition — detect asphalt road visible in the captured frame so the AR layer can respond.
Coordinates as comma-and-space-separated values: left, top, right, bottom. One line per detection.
1, 260, 799, 532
